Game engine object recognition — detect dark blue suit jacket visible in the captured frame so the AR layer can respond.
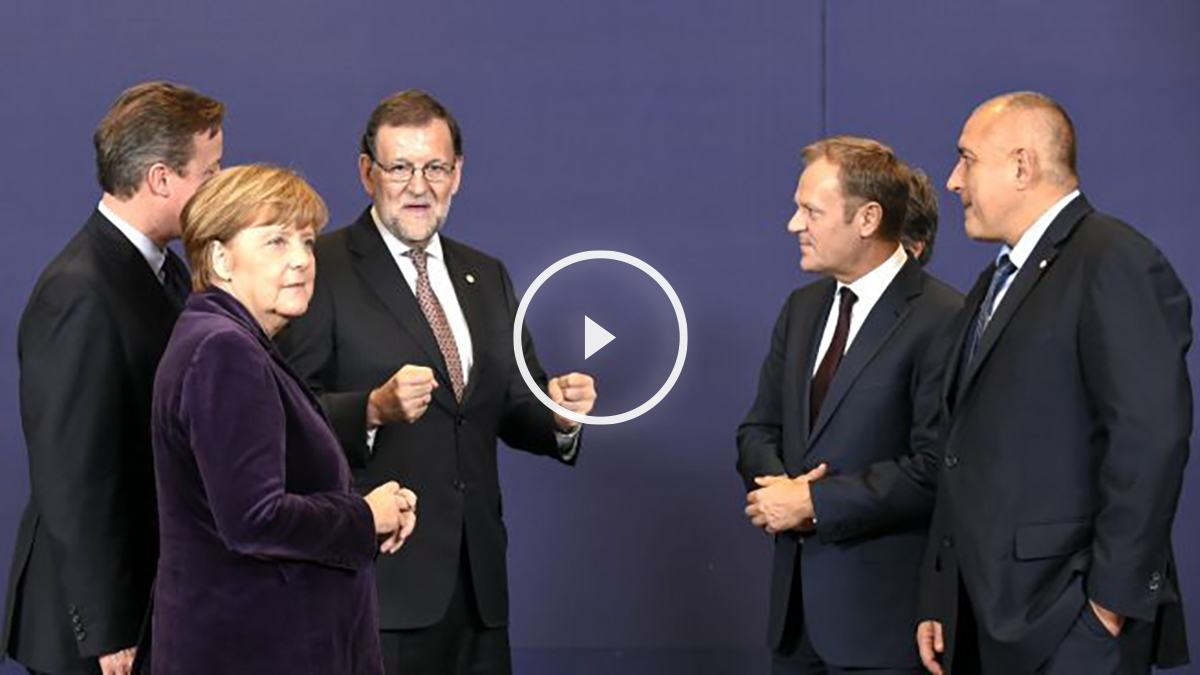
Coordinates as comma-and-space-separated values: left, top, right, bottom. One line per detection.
738, 258, 962, 668
150, 290, 382, 674
917, 195, 1192, 672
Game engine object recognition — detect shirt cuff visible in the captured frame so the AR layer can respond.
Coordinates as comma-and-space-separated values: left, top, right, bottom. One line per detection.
555, 425, 581, 461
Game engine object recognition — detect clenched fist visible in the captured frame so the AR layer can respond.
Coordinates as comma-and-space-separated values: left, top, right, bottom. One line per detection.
368, 365, 438, 427
549, 372, 596, 430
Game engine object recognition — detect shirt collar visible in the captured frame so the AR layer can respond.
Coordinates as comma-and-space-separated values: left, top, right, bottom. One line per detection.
1000, 189, 1080, 268
837, 244, 908, 305
97, 200, 167, 276
371, 205, 444, 262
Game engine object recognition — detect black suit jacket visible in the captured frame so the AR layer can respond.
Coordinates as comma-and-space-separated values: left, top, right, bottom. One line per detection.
917, 195, 1192, 672
275, 210, 572, 630
3, 211, 181, 672
738, 258, 962, 667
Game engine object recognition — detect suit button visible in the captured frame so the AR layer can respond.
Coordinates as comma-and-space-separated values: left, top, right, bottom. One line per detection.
1150, 572, 1162, 591
457, 416, 466, 426
942, 535, 954, 548
453, 479, 467, 493
944, 455, 959, 469
75, 630, 87, 642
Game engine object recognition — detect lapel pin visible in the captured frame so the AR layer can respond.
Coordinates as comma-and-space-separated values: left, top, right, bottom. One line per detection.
1038, 259, 1048, 270
465, 273, 476, 285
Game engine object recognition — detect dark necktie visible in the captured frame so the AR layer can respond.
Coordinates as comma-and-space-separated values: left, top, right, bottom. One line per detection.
405, 248, 465, 402
810, 287, 857, 426
964, 254, 1017, 366
161, 249, 191, 310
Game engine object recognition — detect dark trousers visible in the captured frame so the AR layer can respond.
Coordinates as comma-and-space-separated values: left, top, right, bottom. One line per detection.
1037, 604, 1153, 675
772, 565, 922, 675
952, 583, 1154, 675
773, 621, 923, 675
380, 543, 511, 675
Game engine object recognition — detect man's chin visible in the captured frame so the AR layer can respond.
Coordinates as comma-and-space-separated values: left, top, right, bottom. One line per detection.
387, 219, 443, 248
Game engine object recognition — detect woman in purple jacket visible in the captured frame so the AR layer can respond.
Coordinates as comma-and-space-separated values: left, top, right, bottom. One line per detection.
150, 164, 416, 674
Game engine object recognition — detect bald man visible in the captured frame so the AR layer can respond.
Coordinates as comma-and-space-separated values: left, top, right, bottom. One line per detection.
913, 92, 1191, 675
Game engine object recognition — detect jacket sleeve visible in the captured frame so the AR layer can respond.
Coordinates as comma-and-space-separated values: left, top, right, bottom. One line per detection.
735, 299, 792, 491
19, 274, 146, 657
1080, 241, 1192, 622
495, 260, 575, 463
181, 329, 377, 569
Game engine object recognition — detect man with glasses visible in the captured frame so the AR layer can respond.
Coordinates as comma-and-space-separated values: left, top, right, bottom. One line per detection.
277, 89, 596, 675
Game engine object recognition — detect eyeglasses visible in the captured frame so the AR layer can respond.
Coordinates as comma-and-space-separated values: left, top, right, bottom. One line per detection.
366, 149, 457, 185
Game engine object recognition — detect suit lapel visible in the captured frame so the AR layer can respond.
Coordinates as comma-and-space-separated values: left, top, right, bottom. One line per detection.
792, 280, 836, 442
345, 211, 455, 405
442, 239, 485, 404
808, 260, 922, 445
956, 195, 1091, 397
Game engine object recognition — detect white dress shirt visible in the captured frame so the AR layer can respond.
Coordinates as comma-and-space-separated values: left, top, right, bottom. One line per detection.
988, 189, 1081, 313
812, 245, 909, 374
98, 201, 167, 282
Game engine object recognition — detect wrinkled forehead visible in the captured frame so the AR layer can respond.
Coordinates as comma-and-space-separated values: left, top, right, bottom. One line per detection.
374, 121, 456, 160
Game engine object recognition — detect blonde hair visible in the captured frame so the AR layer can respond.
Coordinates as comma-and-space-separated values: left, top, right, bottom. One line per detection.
180, 164, 328, 291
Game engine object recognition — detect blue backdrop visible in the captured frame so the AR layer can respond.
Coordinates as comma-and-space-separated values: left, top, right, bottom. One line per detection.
1, 1, 1197, 673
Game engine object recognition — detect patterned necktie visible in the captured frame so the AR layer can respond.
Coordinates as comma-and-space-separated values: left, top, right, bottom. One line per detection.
964, 254, 1018, 365
810, 287, 857, 426
161, 249, 191, 310
405, 248, 465, 402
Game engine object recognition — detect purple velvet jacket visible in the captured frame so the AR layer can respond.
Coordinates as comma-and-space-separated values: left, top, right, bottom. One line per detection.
150, 289, 382, 674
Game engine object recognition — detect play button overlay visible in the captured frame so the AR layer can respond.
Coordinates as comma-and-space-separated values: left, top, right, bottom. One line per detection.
583, 316, 615, 360
514, 250, 688, 426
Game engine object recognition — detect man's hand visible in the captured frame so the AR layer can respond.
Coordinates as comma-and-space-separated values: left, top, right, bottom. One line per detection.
916, 620, 944, 675
744, 464, 828, 534
1090, 599, 1125, 637
367, 365, 438, 427
549, 373, 596, 431
99, 647, 136, 675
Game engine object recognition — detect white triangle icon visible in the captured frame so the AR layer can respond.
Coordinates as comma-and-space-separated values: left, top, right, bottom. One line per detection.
584, 316, 615, 360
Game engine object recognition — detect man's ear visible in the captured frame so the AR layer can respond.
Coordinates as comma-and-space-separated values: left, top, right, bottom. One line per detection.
1012, 147, 1039, 191
856, 201, 884, 239
146, 162, 172, 198
358, 154, 376, 199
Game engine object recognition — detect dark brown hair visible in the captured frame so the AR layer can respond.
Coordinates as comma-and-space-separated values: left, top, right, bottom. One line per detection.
93, 81, 225, 198
360, 89, 463, 159
802, 136, 911, 241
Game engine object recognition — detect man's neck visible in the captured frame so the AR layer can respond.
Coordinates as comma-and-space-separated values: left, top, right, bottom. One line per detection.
1004, 185, 1077, 247
100, 192, 171, 248
834, 241, 899, 285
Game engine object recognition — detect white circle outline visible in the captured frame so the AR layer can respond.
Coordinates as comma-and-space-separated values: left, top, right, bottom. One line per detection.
513, 250, 688, 425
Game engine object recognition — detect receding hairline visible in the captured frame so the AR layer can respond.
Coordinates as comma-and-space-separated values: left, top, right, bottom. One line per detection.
971, 91, 1078, 182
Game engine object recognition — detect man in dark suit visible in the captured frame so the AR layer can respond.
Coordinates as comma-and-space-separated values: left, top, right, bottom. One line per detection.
915, 92, 1191, 675
739, 136, 962, 674
275, 90, 596, 675
2, 82, 224, 675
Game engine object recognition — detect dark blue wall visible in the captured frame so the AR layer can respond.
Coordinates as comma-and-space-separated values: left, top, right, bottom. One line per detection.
1, 1, 1196, 673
